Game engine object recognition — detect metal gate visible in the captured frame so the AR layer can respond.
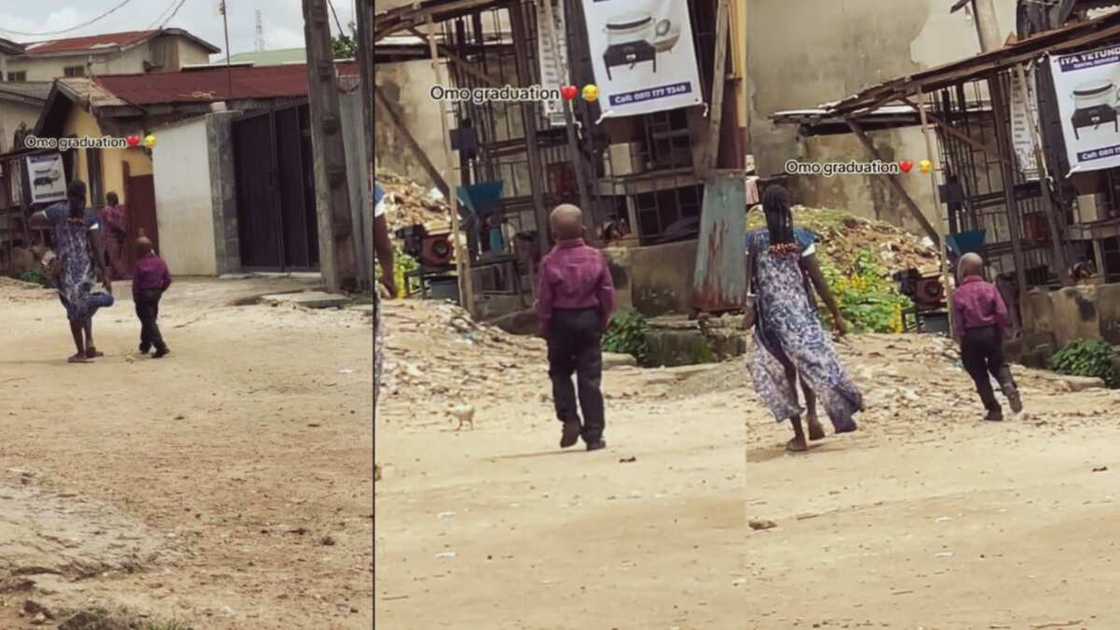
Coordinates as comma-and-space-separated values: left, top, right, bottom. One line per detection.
233, 104, 319, 271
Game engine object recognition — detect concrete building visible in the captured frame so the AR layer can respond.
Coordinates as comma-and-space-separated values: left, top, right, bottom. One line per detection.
747, 0, 1019, 234
29, 63, 364, 277
1, 29, 220, 83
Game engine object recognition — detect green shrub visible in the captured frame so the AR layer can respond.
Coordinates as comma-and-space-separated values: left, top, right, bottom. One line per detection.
1049, 339, 1119, 388
374, 246, 419, 298
603, 309, 649, 362
818, 249, 912, 334
18, 271, 50, 288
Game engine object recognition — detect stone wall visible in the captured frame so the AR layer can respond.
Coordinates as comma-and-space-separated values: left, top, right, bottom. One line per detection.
605, 240, 699, 318
1020, 283, 1120, 367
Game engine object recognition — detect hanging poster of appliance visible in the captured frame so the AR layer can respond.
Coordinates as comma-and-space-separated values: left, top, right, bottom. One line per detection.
1009, 65, 1040, 181
582, 0, 702, 119
1049, 45, 1120, 175
25, 153, 66, 204
537, 0, 569, 127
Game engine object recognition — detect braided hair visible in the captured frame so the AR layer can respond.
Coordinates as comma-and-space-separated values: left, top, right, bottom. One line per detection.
761, 185, 799, 257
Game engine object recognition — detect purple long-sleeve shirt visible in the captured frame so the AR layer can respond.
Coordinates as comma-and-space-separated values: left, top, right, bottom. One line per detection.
535, 239, 616, 335
133, 253, 172, 293
952, 275, 1008, 338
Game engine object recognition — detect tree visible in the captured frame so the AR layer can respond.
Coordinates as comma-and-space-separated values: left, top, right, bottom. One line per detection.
332, 34, 356, 59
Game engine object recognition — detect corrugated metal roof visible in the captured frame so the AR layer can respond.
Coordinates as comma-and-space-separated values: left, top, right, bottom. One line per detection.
92, 62, 359, 106
0, 81, 52, 103
17, 28, 220, 57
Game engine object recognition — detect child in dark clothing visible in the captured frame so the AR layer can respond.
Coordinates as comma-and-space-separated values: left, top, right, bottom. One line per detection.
952, 253, 1022, 421
535, 204, 617, 451
132, 237, 172, 358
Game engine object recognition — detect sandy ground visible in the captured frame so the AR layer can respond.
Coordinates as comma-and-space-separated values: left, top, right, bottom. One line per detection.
744, 335, 1120, 629
0, 277, 373, 629
377, 301, 1119, 629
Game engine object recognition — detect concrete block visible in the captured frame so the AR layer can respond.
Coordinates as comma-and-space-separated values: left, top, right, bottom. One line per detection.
1098, 283, 1120, 345
490, 308, 538, 336
1036, 371, 1106, 392
603, 353, 637, 369
1051, 285, 1101, 347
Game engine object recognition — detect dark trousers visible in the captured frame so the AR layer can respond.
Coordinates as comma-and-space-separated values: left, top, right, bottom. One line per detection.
135, 289, 167, 351
961, 326, 1017, 412
547, 308, 605, 442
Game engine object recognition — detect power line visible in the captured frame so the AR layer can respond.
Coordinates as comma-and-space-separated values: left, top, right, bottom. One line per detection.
327, 0, 350, 36
157, 0, 191, 30
0, 0, 137, 37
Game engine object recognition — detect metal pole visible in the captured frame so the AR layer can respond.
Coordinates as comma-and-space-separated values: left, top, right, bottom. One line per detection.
541, 0, 593, 236
916, 92, 954, 334
971, 0, 1004, 53
1014, 61, 1069, 284
222, 1, 234, 100
428, 15, 475, 317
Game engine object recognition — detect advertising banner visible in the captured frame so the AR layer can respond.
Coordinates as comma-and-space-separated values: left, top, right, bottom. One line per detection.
1049, 45, 1120, 175
25, 153, 66, 204
538, 0, 569, 127
581, 0, 703, 118
1009, 66, 1040, 181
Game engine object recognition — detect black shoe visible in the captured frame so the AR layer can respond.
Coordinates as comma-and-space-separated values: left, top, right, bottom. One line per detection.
139, 343, 151, 354
586, 439, 606, 452
1008, 392, 1023, 414
984, 409, 1003, 422
560, 421, 581, 448
152, 347, 170, 359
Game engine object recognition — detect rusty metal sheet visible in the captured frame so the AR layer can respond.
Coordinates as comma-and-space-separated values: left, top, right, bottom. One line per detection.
691, 173, 747, 313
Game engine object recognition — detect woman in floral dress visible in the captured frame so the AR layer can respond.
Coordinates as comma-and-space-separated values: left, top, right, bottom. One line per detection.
744, 186, 863, 452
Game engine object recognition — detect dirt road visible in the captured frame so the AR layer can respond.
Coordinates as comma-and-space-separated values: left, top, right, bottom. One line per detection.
378, 303, 1119, 629
745, 335, 1120, 629
1, 277, 373, 629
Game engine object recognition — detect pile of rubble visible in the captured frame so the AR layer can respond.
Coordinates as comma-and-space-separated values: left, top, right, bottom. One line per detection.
749, 206, 941, 275
376, 170, 452, 233
378, 299, 546, 415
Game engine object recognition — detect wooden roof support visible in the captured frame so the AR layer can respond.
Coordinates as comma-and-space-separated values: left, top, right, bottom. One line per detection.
403, 26, 502, 89
373, 83, 451, 198
700, 0, 731, 176
897, 95, 1009, 165
845, 117, 942, 247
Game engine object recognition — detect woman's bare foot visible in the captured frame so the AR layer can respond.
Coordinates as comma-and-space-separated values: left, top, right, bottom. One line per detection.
807, 416, 826, 441
67, 354, 91, 364
786, 437, 809, 452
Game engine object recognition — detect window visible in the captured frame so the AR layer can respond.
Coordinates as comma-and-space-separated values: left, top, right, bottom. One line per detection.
6, 71, 26, 82
63, 65, 85, 78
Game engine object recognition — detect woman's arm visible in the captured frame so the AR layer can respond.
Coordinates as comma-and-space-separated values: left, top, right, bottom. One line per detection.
742, 245, 757, 330
802, 253, 846, 336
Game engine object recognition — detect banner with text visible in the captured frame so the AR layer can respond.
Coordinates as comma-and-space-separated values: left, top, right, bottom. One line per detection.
1049, 46, 1120, 175
582, 0, 702, 118
538, 0, 569, 127
1009, 66, 1040, 181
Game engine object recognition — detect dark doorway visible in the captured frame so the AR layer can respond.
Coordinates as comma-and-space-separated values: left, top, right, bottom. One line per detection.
233, 104, 318, 271
123, 161, 159, 269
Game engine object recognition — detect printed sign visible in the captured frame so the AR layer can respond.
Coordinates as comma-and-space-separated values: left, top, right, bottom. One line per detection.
1009, 67, 1040, 181
25, 153, 66, 204
538, 0, 569, 127
1049, 45, 1120, 175
582, 0, 703, 118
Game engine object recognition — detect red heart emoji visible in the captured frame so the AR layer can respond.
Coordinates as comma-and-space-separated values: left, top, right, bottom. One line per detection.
561, 85, 578, 101
899, 160, 913, 173
127, 135, 141, 147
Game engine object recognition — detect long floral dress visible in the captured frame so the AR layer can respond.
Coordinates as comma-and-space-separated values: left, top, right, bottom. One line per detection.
46, 204, 112, 322
746, 231, 863, 431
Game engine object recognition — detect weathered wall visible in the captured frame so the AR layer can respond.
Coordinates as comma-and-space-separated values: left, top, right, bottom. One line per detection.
152, 115, 217, 276
374, 59, 447, 189
606, 240, 699, 317
7, 36, 213, 81
1021, 284, 1120, 365
747, 0, 1018, 232
63, 104, 151, 206
205, 112, 240, 275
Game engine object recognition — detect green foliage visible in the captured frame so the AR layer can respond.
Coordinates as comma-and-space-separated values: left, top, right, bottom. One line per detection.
1050, 339, 1119, 388
818, 249, 912, 334
332, 34, 357, 59
603, 309, 649, 362
18, 271, 50, 288
374, 246, 419, 298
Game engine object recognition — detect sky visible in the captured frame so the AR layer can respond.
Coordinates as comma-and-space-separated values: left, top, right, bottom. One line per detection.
0, 0, 356, 59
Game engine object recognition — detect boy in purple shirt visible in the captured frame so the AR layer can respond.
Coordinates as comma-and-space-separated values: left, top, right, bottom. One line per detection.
952, 253, 1022, 421
536, 204, 617, 451
133, 236, 172, 358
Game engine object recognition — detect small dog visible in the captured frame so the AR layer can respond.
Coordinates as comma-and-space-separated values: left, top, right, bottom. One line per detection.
450, 404, 475, 431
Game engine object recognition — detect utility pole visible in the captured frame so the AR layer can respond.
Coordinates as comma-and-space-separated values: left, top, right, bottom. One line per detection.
303, 0, 359, 293
220, 0, 234, 99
